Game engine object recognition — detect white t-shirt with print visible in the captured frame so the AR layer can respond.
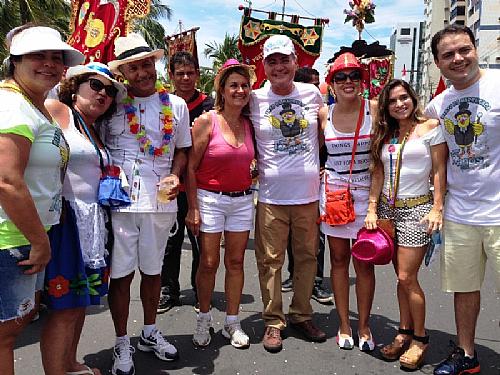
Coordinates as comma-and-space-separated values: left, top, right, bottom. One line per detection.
0, 90, 69, 248
425, 69, 500, 225
103, 92, 191, 213
249, 82, 322, 205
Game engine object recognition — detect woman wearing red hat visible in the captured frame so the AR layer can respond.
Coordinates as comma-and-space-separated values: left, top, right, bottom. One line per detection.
320, 52, 378, 351
186, 59, 256, 349
366, 79, 447, 369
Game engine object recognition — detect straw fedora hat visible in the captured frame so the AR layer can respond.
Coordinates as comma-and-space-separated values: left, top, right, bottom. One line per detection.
108, 33, 164, 74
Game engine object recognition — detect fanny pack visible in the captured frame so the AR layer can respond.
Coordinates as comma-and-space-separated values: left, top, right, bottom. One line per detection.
318, 100, 365, 226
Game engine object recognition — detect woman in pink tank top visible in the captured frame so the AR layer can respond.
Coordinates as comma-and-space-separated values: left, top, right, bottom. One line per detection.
186, 59, 255, 349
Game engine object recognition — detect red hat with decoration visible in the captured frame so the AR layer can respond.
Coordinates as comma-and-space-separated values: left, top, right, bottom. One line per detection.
326, 52, 362, 83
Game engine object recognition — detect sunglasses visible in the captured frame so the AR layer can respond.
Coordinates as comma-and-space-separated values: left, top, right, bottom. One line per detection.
87, 78, 118, 98
332, 70, 361, 83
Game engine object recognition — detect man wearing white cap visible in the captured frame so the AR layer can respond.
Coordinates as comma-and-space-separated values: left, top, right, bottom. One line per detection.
104, 33, 191, 375
249, 34, 327, 353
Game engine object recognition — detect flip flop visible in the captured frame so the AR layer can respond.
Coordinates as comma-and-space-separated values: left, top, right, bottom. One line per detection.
66, 365, 96, 375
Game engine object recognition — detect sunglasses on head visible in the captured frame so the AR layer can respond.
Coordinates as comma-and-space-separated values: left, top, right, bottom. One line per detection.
87, 78, 118, 98
332, 70, 361, 83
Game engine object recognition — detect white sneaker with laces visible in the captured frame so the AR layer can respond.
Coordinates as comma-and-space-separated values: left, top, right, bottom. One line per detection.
137, 328, 179, 361
112, 339, 135, 375
222, 321, 250, 348
193, 313, 212, 346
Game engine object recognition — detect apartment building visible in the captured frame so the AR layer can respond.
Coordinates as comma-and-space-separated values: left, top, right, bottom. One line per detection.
390, 22, 424, 93
468, 0, 500, 69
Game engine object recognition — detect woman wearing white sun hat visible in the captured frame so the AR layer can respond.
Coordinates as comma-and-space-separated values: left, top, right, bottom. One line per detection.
0, 23, 83, 375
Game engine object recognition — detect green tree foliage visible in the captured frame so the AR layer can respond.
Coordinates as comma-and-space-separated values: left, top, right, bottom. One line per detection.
200, 33, 241, 94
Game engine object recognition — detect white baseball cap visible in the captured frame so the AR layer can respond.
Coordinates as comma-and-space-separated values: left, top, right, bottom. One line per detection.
263, 35, 296, 60
8, 26, 84, 67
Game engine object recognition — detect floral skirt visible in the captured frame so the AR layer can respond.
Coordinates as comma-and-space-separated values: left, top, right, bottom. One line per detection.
45, 199, 109, 310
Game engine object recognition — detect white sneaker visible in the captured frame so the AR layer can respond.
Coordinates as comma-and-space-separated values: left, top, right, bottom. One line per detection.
137, 328, 179, 361
193, 313, 212, 346
222, 321, 250, 349
112, 339, 135, 375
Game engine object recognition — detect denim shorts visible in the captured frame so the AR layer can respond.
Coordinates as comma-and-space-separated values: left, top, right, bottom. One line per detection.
0, 245, 42, 322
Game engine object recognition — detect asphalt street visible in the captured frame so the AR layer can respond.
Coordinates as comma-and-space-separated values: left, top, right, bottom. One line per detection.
15, 234, 500, 375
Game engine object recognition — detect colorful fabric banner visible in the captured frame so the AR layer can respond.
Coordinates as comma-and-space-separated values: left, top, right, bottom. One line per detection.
166, 29, 200, 68
68, 0, 151, 64
363, 57, 392, 99
238, 13, 323, 88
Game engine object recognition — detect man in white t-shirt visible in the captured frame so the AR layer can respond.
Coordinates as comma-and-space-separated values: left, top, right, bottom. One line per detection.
105, 34, 191, 375
425, 25, 500, 375
249, 35, 327, 353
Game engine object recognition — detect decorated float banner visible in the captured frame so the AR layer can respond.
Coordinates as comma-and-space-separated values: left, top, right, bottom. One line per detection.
68, 0, 151, 63
166, 29, 200, 68
362, 56, 392, 99
238, 14, 323, 88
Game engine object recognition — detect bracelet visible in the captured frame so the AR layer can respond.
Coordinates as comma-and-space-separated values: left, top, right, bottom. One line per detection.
368, 199, 378, 204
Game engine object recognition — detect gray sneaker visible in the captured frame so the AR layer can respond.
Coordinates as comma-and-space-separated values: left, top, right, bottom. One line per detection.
137, 329, 179, 361
112, 339, 135, 375
193, 313, 212, 347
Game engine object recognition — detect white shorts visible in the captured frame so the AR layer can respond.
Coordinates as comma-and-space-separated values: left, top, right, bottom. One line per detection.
198, 189, 254, 233
110, 212, 176, 278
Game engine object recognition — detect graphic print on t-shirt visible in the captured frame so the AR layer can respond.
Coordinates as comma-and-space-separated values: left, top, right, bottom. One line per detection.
440, 97, 488, 171
265, 98, 311, 155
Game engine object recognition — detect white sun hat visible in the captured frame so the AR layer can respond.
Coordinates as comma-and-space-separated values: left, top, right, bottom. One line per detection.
65, 62, 127, 102
8, 26, 84, 67
108, 33, 164, 74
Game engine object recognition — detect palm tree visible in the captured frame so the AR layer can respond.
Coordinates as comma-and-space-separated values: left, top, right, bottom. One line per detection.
0, 0, 70, 63
203, 33, 241, 71
198, 67, 216, 96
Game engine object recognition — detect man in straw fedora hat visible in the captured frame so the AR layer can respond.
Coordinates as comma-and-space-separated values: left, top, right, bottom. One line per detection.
104, 33, 191, 375
249, 34, 328, 353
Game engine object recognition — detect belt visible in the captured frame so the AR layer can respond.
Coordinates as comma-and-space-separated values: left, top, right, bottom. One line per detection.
205, 188, 252, 197
381, 193, 432, 208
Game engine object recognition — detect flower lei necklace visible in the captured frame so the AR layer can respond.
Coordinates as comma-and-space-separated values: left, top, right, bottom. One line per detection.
123, 81, 173, 157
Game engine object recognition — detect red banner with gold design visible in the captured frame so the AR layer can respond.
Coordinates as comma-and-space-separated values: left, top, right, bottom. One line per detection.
68, 0, 151, 64
238, 13, 323, 88
165, 29, 200, 68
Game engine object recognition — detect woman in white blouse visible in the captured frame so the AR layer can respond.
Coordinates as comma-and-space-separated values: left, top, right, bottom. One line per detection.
365, 79, 447, 370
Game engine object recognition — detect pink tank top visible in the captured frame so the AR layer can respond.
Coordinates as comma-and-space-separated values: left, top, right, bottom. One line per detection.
196, 111, 255, 192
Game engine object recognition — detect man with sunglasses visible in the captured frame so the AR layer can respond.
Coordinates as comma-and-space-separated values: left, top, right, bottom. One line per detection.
104, 34, 191, 375
249, 34, 327, 353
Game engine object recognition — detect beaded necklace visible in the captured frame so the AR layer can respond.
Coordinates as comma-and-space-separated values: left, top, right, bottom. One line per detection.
123, 81, 173, 157
387, 124, 415, 206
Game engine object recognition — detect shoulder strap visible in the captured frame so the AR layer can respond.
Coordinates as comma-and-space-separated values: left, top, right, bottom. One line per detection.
346, 99, 365, 188
72, 109, 107, 172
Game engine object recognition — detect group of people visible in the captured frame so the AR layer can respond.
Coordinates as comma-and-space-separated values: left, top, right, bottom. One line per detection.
0, 21, 497, 375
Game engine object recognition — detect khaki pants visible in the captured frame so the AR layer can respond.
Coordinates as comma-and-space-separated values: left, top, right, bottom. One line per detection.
254, 201, 319, 329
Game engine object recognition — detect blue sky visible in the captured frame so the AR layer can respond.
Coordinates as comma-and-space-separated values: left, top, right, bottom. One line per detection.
161, 0, 425, 78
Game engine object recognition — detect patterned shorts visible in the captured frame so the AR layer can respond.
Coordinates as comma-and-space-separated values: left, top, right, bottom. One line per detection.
377, 198, 432, 247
